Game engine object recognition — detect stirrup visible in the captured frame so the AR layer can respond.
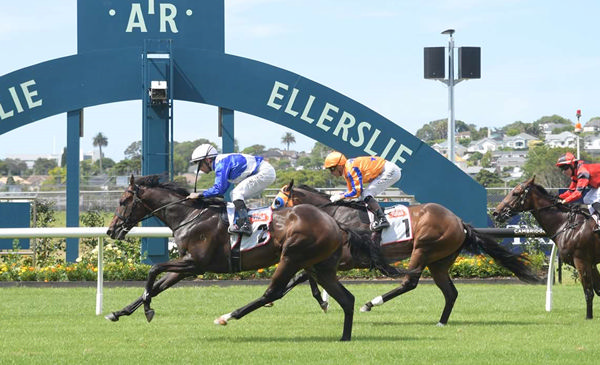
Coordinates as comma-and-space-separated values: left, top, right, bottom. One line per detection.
370, 218, 390, 232
228, 222, 252, 236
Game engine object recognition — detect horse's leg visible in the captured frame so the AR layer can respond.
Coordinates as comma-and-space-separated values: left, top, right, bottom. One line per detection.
312, 265, 355, 341
142, 258, 201, 322
106, 272, 188, 321
214, 259, 302, 325
280, 270, 327, 310
311, 277, 330, 312
428, 255, 459, 326
574, 258, 595, 319
592, 265, 600, 297
360, 255, 424, 312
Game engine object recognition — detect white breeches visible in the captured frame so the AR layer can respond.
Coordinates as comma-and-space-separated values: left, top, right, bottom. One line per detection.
361, 161, 402, 200
583, 187, 600, 214
231, 161, 276, 201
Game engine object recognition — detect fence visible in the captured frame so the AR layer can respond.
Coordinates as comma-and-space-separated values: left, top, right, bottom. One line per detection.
0, 187, 416, 211
0, 227, 172, 315
0, 226, 560, 316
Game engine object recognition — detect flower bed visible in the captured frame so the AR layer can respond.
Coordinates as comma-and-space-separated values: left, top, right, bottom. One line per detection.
0, 253, 546, 282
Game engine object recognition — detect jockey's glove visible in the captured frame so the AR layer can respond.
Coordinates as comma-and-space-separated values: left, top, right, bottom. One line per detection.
187, 192, 202, 200
330, 193, 344, 203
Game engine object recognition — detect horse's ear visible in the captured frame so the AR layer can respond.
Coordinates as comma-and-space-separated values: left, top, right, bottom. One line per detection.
129, 174, 135, 186
289, 179, 294, 190
531, 175, 536, 184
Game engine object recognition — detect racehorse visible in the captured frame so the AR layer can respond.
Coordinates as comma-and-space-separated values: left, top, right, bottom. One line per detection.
105, 175, 393, 341
273, 180, 542, 326
493, 176, 600, 319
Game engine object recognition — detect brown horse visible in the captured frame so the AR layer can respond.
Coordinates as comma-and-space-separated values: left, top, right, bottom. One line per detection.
493, 176, 600, 319
274, 180, 541, 326
105, 175, 392, 341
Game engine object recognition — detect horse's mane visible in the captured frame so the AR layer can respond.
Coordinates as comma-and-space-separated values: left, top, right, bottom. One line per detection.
134, 175, 225, 207
135, 175, 190, 196
531, 181, 589, 216
297, 184, 366, 210
298, 184, 329, 198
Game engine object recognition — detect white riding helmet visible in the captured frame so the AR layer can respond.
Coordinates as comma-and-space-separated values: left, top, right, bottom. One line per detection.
190, 144, 218, 164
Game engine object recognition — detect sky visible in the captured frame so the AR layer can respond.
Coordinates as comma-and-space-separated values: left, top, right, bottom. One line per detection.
1, 0, 599, 161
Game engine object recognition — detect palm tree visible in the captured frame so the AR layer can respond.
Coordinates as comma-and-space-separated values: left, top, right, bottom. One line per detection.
93, 132, 108, 172
281, 132, 296, 151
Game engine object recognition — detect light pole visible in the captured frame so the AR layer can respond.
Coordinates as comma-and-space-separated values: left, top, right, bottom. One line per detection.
441, 29, 459, 163
424, 30, 480, 164
575, 109, 582, 160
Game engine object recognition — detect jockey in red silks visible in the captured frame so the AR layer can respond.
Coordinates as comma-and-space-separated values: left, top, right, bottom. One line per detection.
556, 151, 600, 233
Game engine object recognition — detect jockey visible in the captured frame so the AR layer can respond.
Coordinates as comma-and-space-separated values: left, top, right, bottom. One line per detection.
187, 143, 276, 236
324, 151, 401, 231
556, 151, 600, 233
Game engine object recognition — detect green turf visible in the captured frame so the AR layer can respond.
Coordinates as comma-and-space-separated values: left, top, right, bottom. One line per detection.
0, 282, 597, 364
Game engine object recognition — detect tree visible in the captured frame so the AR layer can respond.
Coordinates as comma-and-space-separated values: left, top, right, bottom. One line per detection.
93, 132, 108, 172
522, 145, 573, 188
124, 141, 142, 160
474, 169, 504, 187
242, 144, 266, 155
33, 158, 58, 175
281, 132, 296, 151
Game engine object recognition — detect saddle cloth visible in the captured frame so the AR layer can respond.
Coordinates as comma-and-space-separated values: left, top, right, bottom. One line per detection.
367, 204, 413, 245
227, 204, 272, 251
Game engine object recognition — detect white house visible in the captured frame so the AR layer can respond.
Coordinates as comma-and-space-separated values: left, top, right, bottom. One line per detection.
467, 138, 500, 154
584, 118, 600, 133
502, 133, 538, 149
545, 131, 577, 149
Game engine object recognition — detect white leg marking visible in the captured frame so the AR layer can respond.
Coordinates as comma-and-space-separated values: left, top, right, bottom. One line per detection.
214, 312, 233, 325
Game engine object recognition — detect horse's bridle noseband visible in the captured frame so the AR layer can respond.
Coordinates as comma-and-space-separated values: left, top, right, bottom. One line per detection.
114, 184, 154, 232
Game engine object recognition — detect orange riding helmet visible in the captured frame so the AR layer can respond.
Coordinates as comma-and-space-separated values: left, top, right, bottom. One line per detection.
323, 152, 347, 169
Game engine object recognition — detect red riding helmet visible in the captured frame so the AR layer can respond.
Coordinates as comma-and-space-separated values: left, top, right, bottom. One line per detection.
556, 152, 578, 167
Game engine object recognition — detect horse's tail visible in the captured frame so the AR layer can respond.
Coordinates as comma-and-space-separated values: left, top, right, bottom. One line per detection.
462, 223, 543, 284
343, 227, 411, 278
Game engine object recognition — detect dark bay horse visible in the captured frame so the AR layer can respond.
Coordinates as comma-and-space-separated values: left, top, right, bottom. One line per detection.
105, 175, 390, 341
493, 176, 600, 319
274, 180, 541, 326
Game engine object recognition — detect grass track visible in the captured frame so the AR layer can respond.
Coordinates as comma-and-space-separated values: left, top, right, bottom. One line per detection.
0, 282, 598, 364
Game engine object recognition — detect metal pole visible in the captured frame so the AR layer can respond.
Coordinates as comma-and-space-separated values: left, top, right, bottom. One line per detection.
545, 243, 557, 312
575, 109, 582, 160
96, 236, 104, 315
448, 34, 455, 163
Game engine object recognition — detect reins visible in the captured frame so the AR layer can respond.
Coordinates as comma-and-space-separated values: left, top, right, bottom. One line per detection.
505, 183, 585, 240
119, 184, 216, 233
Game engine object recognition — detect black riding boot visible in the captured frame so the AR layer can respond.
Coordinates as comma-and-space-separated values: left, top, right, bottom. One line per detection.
365, 196, 390, 231
228, 200, 252, 236
592, 203, 600, 234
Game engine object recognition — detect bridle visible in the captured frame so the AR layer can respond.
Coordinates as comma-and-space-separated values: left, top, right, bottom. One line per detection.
497, 182, 563, 222
272, 186, 295, 209
115, 184, 196, 233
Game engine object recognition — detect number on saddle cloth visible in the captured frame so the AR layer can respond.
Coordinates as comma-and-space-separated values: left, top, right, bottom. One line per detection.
227, 205, 272, 251
377, 205, 413, 245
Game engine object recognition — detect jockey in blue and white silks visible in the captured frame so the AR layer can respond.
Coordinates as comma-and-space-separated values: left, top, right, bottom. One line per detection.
188, 144, 276, 235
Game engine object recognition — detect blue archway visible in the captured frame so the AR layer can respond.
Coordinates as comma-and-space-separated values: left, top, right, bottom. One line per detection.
0, 0, 487, 262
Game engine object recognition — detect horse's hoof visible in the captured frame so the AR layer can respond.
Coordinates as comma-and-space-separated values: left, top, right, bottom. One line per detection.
105, 313, 118, 322
360, 304, 372, 313
436, 322, 446, 327
214, 317, 228, 326
320, 302, 329, 313
145, 309, 155, 322
264, 302, 274, 307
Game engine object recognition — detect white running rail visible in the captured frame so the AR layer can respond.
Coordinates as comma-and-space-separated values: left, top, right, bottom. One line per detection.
0, 227, 173, 315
